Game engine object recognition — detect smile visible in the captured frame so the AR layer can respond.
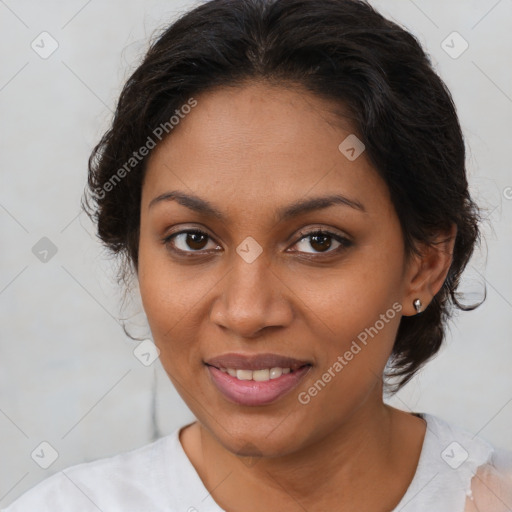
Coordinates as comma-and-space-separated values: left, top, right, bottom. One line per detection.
205, 363, 312, 406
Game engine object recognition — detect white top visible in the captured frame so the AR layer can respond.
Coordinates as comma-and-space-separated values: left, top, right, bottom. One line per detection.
3, 412, 512, 512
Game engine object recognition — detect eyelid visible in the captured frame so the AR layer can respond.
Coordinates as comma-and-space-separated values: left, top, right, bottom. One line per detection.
294, 226, 351, 242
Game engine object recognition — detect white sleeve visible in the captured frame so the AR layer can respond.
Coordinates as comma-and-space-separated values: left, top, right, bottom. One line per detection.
463, 448, 512, 512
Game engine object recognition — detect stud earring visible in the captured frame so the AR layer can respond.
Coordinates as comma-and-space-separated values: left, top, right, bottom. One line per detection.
413, 298, 422, 314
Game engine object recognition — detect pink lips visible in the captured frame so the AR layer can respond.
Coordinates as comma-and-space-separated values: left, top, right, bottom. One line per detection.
204, 352, 312, 406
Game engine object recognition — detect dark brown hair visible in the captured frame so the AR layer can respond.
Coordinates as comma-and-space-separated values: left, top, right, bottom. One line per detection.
83, 0, 482, 392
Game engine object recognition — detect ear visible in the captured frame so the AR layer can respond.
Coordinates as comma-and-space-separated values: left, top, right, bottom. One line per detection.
401, 224, 457, 316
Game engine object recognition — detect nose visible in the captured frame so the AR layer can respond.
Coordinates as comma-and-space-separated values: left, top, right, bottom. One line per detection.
209, 249, 293, 338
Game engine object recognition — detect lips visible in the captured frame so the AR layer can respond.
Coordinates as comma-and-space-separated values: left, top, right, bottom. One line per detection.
206, 363, 312, 406
204, 352, 312, 371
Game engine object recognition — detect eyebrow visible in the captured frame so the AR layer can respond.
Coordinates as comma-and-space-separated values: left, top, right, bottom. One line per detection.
148, 190, 366, 221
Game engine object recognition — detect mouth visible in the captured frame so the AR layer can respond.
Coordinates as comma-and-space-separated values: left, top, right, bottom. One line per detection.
204, 352, 312, 372
204, 352, 313, 406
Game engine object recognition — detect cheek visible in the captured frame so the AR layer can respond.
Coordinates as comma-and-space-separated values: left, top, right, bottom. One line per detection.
138, 224, 200, 319
303, 244, 404, 336
298, 238, 405, 381
137, 234, 219, 375
137, 233, 191, 348
293, 271, 402, 431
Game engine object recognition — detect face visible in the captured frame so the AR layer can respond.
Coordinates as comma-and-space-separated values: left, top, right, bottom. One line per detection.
138, 82, 414, 457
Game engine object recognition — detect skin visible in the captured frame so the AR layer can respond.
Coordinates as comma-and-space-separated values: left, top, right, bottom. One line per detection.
137, 81, 456, 511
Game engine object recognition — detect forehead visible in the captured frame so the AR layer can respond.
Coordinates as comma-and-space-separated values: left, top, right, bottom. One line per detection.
142, 82, 390, 217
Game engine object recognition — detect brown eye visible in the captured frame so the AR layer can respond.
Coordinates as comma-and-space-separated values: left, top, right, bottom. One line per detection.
183, 231, 208, 250
309, 233, 333, 252
291, 230, 352, 255
163, 230, 219, 254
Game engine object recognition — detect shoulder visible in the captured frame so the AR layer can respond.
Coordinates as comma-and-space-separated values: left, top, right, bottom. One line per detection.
395, 412, 512, 512
463, 447, 512, 512
1, 429, 181, 512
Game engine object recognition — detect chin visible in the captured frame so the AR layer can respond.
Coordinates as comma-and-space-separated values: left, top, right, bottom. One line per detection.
207, 416, 306, 459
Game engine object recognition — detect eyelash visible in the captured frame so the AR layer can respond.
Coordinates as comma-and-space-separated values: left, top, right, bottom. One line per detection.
162, 228, 352, 258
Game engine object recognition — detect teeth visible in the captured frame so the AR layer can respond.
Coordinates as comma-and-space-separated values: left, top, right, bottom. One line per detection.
269, 368, 281, 379
220, 367, 295, 381
236, 369, 253, 380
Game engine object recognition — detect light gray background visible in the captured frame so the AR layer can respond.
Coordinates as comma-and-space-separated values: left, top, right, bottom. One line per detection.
1, 0, 511, 506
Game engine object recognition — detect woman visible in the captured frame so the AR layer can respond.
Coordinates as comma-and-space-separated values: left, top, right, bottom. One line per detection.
4, 0, 511, 511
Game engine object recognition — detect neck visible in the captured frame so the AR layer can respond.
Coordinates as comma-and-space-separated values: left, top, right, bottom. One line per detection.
191, 391, 422, 511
